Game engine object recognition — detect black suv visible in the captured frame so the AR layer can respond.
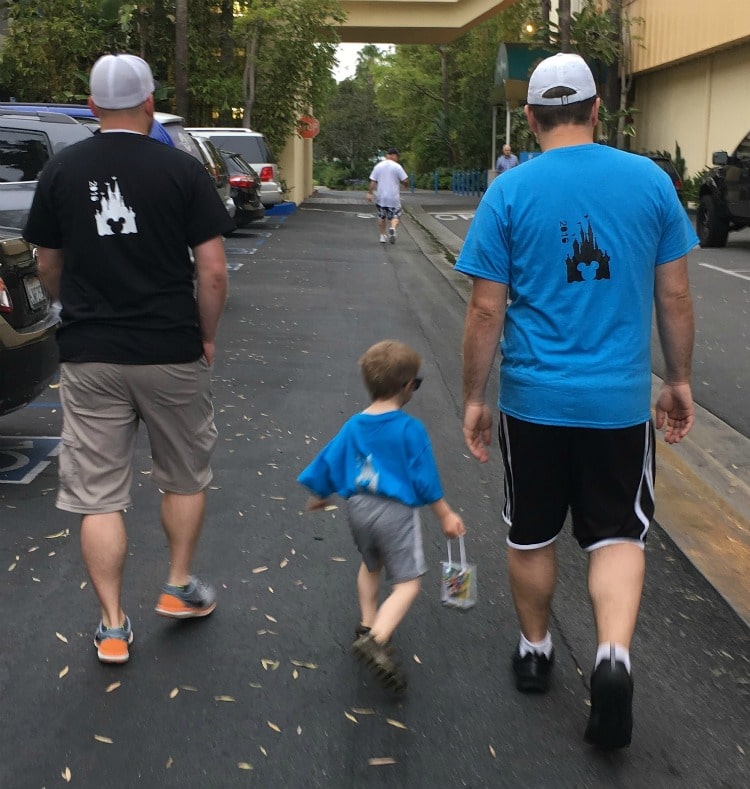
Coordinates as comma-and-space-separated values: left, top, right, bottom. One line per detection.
0, 110, 93, 229
696, 130, 750, 247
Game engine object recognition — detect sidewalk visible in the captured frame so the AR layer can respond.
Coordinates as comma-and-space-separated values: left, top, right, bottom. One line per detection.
398, 189, 750, 627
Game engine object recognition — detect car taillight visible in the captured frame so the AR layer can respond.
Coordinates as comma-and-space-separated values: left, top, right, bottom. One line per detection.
230, 174, 255, 189
259, 166, 273, 182
0, 278, 12, 313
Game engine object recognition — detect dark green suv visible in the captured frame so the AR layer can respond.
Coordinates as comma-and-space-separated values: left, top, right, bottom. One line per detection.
696, 130, 750, 247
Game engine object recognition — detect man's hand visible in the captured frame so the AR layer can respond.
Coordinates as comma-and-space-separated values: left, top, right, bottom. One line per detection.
654, 382, 694, 444
366, 192, 374, 202
463, 401, 494, 462
202, 340, 216, 367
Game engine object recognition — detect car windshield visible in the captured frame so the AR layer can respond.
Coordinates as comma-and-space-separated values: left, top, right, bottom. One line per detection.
0, 130, 49, 182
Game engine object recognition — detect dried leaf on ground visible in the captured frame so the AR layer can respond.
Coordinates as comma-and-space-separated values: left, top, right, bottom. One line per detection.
413, 654, 422, 664
345, 712, 358, 724
8, 563, 16, 572
279, 558, 289, 568
270, 496, 286, 501
265, 614, 277, 623
106, 681, 121, 693
166, 756, 173, 768
323, 505, 338, 511
297, 725, 302, 735
330, 556, 347, 562
45, 529, 69, 539
94, 734, 114, 744
267, 721, 281, 733
215, 695, 236, 702
259, 746, 268, 757
62, 766, 72, 782
261, 659, 280, 671
237, 762, 254, 770
368, 757, 396, 766
180, 685, 198, 692
290, 660, 317, 670
56, 632, 68, 644
489, 744, 496, 758
350, 707, 375, 715
386, 719, 408, 730
80, 581, 87, 590
252, 566, 268, 574
169, 687, 179, 699
249, 682, 262, 689
59, 666, 69, 679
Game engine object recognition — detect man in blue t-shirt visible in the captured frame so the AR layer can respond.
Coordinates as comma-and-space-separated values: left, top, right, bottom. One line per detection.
456, 53, 697, 749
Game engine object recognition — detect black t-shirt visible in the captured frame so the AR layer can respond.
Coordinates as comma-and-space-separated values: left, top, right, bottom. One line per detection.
24, 132, 234, 364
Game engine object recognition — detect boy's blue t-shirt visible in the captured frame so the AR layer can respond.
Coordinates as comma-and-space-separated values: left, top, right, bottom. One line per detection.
455, 144, 699, 429
297, 410, 443, 507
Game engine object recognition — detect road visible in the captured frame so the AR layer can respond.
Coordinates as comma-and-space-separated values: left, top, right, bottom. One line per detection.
0, 198, 748, 788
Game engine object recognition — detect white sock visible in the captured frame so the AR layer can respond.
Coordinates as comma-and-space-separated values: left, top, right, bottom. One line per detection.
519, 631, 553, 658
594, 642, 631, 673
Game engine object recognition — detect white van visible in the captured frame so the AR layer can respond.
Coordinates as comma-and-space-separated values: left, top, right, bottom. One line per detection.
185, 128, 284, 207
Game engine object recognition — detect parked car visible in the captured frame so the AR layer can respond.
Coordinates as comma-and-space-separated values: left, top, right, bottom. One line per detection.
185, 127, 283, 208
641, 152, 683, 201
0, 229, 58, 416
189, 134, 236, 223
0, 110, 94, 229
217, 149, 265, 228
696, 130, 750, 248
0, 104, 236, 223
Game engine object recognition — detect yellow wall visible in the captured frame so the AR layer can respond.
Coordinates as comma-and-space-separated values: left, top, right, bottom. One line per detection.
630, 0, 750, 73
279, 134, 314, 206
633, 42, 750, 178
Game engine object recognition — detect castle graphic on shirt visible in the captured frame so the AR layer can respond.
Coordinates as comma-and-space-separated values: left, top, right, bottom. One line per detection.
561, 219, 611, 283
90, 177, 138, 236
355, 454, 379, 494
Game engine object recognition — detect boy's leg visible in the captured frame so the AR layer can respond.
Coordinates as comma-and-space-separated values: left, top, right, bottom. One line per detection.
369, 577, 421, 644
357, 560, 381, 629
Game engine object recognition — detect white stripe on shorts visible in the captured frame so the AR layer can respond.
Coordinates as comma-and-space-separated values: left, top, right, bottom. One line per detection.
633, 420, 654, 541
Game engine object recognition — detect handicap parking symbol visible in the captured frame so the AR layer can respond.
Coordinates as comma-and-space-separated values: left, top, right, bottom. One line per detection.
0, 436, 60, 484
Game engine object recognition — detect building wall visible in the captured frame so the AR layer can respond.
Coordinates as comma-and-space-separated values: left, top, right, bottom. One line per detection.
630, 0, 750, 73
633, 42, 750, 179
279, 133, 314, 206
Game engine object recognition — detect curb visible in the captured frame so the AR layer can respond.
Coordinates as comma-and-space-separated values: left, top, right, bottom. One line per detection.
402, 202, 750, 628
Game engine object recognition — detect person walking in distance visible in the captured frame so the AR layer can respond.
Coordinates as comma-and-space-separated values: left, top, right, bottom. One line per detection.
456, 53, 697, 748
367, 148, 409, 244
23, 54, 234, 664
495, 143, 519, 174
298, 340, 466, 692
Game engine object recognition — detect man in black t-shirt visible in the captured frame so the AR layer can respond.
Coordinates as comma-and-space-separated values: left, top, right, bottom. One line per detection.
24, 53, 234, 665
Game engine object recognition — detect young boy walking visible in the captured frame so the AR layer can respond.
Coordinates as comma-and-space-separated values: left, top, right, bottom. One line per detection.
298, 340, 466, 692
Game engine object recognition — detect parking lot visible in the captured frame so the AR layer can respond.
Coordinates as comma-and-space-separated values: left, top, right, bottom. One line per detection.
1, 194, 748, 788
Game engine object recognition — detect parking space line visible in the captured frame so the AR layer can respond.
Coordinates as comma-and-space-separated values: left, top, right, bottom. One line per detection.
698, 263, 750, 281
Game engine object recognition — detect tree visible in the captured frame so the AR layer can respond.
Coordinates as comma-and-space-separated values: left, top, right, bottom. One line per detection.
233, 0, 344, 149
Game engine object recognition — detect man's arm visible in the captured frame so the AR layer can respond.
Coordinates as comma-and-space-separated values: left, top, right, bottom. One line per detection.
194, 236, 228, 366
366, 178, 377, 202
35, 247, 64, 302
653, 256, 695, 443
462, 278, 508, 462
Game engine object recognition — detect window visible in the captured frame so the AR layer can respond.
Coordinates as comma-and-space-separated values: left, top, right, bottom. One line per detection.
0, 129, 49, 182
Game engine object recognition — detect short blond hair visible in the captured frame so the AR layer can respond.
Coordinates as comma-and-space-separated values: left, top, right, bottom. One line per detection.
359, 340, 421, 400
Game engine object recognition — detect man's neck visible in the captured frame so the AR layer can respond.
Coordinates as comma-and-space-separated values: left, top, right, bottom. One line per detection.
537, 125, 594, 152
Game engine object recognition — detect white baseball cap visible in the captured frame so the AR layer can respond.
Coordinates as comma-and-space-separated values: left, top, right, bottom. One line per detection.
89, 53, 155, 110
527, 53, 597, 106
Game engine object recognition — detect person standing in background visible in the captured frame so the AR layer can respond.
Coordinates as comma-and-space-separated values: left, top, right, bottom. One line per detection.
495, 143, 519, 173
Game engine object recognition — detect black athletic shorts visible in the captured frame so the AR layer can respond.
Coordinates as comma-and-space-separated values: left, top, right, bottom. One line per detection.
498, 413, 655, 551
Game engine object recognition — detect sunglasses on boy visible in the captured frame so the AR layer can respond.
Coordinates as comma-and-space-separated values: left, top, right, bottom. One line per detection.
404, 376, 423, 391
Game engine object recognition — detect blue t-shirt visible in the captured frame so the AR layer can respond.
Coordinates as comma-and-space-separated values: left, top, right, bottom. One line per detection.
455, 144, 698, 429
297, 410, 443, 507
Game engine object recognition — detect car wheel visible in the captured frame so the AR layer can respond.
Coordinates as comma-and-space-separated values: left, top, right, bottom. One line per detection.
697, 194, 729, 248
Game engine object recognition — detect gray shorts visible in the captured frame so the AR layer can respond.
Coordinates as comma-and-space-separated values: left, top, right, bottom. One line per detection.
375, 204, 402, 221
346, 494, 426, 584
57, 360, 217, 514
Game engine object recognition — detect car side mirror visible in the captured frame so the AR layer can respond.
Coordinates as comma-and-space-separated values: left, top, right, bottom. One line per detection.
712, 151, 728, 166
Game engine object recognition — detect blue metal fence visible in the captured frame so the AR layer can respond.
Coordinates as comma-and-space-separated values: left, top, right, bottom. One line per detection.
450, 169, 487, 196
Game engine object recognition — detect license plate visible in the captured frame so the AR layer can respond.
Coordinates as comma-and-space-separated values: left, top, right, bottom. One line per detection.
23, 275, 46, 308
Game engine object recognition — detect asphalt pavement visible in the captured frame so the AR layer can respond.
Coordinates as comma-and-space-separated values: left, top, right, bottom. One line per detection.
0, 190, 748, 788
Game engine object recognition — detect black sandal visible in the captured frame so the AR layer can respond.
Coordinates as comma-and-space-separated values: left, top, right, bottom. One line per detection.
352, 633, 407, 693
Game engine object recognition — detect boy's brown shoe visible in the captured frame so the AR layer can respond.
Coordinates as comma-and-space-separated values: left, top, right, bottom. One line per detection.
352, 633, 407, 693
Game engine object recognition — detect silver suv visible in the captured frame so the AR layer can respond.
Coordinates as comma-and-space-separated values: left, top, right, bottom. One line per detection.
185, 128, 283, 208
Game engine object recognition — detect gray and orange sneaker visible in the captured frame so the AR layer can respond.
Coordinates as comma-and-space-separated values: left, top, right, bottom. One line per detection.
94, 616, 133, 664
155, 576, 216, 619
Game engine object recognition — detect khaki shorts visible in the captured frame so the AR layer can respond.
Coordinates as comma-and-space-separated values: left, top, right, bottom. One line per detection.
57, 360, 217, 514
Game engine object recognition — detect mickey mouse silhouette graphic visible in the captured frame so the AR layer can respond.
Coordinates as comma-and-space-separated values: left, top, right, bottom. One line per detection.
564, 220, 611, 283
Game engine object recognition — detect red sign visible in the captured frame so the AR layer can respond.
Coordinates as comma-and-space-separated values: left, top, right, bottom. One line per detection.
298, 114, 320, 139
